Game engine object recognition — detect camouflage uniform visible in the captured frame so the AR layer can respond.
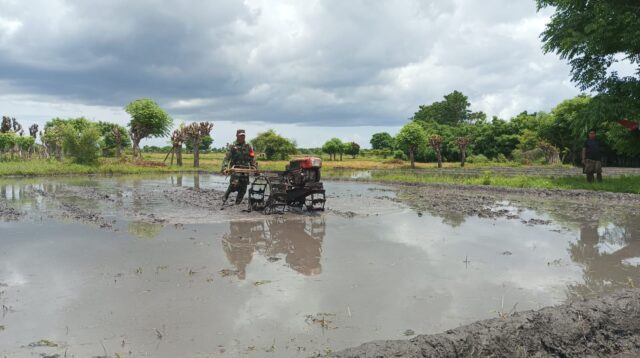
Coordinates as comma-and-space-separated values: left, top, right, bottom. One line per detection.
222, 140, 256, 204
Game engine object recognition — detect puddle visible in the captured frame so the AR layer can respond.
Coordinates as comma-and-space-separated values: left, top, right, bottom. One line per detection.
0, 175, 638, 357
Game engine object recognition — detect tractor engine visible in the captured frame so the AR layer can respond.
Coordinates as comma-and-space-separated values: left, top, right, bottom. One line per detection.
248, 156, 326, 213
287, 157, 322, 185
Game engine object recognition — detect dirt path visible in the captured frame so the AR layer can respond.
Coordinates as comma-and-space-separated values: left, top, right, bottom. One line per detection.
325, 289, 640, 358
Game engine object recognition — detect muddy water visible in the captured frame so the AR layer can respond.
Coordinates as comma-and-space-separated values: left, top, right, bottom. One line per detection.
0, 175, 638, 357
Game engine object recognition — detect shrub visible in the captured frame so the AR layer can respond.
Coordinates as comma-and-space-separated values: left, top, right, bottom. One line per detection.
495, 153, 508, 163
467, 154, 489, 163
393, 149, 408, 161
63, 124, 101, 164
0, 133, 16, 153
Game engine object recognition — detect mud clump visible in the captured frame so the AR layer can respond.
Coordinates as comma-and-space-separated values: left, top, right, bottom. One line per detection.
31, 188, 114, 229
0, 200, 23, 221
326, 289, 640, 358
391, 183, 640, 224
163, 187, 226, 210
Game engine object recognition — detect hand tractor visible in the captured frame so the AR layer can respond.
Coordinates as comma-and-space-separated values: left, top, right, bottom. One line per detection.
228, 157, 326, 214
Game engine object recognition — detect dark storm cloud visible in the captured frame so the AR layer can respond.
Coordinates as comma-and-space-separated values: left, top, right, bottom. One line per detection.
0, 0, 579, 126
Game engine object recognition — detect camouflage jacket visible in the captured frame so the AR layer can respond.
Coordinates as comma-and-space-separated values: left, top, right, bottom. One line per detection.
222, 141, 256, 170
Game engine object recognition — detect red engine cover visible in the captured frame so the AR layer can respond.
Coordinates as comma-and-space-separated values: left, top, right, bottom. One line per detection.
297, 157, 322, 169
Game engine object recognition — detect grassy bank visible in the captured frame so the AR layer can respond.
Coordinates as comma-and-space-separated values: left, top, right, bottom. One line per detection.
357, 171, 640, 194
1, 156, 637, 194
0, 159, 196, 176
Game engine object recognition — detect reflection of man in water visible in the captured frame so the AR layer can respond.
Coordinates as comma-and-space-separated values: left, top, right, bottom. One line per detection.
222, 217, 325, 279
569, 218, 640, 298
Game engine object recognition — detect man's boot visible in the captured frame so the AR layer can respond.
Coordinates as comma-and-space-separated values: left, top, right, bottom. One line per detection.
222, 187, 232, 204
235, 192, 245, 205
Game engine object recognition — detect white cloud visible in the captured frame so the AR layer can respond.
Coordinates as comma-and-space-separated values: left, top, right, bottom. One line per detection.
0, 0, 581, 146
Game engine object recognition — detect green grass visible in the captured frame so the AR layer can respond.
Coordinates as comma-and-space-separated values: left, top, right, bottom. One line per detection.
353, 172, 640, 194
1, 155, 636, 194
0, 159, 197, 176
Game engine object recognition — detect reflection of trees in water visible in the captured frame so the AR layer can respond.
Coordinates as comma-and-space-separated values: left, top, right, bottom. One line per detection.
568, 214, 640, 299
128, 221, 164, 239
222, 216, 326, 279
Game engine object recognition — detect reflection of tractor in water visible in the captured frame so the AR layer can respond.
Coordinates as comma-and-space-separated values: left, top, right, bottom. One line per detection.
228, 157, 326, 214
222, 216, 326, 278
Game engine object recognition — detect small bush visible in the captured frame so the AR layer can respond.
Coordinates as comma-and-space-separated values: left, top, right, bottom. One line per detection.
393, 150, 408, 161
467, 154, 489, 163
481, 170, 492, 185
63, 125, 101, 164
495, 153, 508, 163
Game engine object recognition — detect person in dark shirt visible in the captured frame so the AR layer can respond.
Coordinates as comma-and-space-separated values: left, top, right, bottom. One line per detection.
581, 129, 603, 183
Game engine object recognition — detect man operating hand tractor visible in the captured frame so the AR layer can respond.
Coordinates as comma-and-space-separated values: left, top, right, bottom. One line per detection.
221, 129, 256, 205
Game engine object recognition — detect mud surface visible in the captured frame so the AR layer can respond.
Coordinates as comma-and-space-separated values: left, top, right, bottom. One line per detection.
0, 174, 639, 357
0, 200, 22, 221
328, 288, 640, 357
393, 182, 640, 223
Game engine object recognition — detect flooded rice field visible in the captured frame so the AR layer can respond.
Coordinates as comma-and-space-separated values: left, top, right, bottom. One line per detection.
0, 174, 639, 357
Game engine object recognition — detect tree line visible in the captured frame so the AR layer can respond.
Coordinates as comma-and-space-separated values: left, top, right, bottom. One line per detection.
0, 98, 212, 166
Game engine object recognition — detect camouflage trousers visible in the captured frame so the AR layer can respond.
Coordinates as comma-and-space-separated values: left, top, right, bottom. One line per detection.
224, 174, 249, 203
583, 159, 602, 174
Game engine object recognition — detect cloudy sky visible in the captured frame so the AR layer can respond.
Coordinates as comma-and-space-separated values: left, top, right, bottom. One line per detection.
0, 0, 579, 148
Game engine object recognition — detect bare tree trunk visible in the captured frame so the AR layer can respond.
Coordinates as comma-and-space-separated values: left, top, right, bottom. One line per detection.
460, 148, 466, 167
436, 149, 442, 168
132, 137, 141, 159
193, 140, 200, 168
115, 144, 121, 158
409, 147, 415, 169
176, 146, 183, 167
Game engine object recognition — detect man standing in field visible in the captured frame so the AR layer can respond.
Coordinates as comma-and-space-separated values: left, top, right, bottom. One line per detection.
582, 129, 603, 183
221, 129, 256, 204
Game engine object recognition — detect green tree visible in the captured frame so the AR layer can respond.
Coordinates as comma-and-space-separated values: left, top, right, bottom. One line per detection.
370, 132, 395, 150
322, 138, 344, 161
413, 91, 485, 126
62, 123, 101, 164
186, 135, 213, 152
344, 142, 360, 158
538, 0, 640, 125
396, 122, 427, 168
97, 122, 131, 157
536, 96, 593, 163
517, 129, 542, 152
125, 98, 173, 158
44, 117, 94, 161
251, 129, 297, 160
0, 133, 16, 158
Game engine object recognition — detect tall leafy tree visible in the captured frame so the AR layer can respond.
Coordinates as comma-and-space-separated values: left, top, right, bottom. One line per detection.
538, 0, 640, 122
344, 142, 360, 158
396, 122, 427, 168
251, 129, 297, 160
322, 138, 344, 161
125, 98, 173, 158
413, 91, 485, 126
96, 121, 131, 157
370, 132, 395, 150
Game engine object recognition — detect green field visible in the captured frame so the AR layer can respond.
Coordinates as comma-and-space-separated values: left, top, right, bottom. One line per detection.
1, 153, 638, 194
